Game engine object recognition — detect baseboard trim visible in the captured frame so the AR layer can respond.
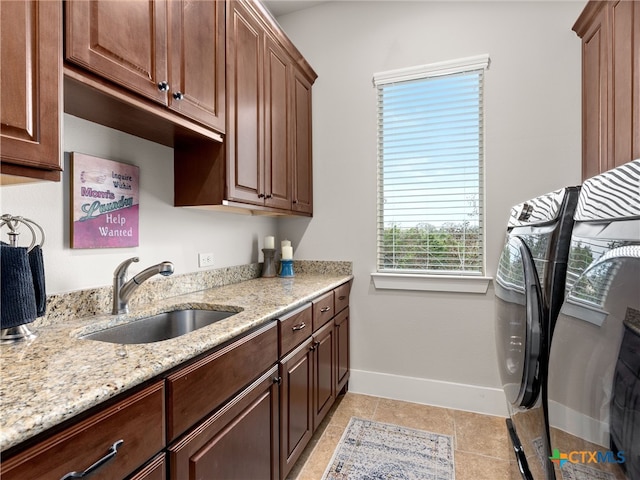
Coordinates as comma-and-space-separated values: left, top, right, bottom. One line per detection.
349, 369, 509, 417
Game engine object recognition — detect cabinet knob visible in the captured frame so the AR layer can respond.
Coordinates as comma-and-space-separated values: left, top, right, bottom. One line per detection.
273, 376, 282, 385
258, 193, 265, 199
292, 200, 298, 204
157, 81, 170, 92
173, 91, 184, 100
265, 194, 273, 199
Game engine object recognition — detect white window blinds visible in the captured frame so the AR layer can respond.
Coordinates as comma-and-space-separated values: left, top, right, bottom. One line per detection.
374, 55, 489, 276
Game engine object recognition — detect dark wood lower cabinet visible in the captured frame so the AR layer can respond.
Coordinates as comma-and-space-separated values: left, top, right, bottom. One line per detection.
168, 366, 280, 480
313, 321, 336, 429
279, 338, 314, 478
278, 282, 351, 480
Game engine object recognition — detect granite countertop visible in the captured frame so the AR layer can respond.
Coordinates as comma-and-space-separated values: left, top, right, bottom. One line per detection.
0, 268, 352, 453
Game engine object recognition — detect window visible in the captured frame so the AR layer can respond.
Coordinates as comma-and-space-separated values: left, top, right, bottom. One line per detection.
374, 55, 489, 279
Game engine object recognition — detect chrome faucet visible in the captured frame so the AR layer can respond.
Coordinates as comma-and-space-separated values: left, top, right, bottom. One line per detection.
112, 257, 174, 314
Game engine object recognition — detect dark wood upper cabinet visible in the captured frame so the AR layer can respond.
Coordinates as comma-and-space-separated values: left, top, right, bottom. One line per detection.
175, 0, 316, 216
167, 0, 225, 133
225, 0, 265, 207
264, 34, 293, 211
0, 0, 62, 182
291, 67, 314, 215
225, 0, 295, 211
64, 0, 225, 141
65, 0, 169, 105
573, 0, 640, 180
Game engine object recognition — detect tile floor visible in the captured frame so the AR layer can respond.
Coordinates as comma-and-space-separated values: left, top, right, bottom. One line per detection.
287, 392, 521, 480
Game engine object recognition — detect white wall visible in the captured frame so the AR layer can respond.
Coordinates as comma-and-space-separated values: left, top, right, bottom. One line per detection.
277, 1, 585, 414
1, 114, 278, 294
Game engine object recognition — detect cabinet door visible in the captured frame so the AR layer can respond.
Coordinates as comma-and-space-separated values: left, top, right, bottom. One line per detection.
313, 320, 336, 429
610, 0, 639, 169
169, 366, 280, 480
264, 34, 293, 210
226, 1, 265, 206
0, 0, 62, 181
335, 307, 350, 394
167, 0, 225, 132
65, 0, 168, 105
291, 67, 314, 215
280, 338, 314, 478
578, 3, 609, 180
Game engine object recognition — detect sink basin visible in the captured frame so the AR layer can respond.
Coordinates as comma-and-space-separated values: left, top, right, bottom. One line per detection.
81, 309, 237, 344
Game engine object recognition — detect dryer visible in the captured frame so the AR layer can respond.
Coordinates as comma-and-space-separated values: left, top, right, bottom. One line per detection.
495, 186, 580, 479
547, 159, 640, 480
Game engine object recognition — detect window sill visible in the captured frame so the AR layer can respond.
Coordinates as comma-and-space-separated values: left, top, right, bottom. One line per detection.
371, 272, 493, 294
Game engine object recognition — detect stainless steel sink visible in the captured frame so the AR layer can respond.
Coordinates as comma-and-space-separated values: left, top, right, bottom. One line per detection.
81, 309, 237, 344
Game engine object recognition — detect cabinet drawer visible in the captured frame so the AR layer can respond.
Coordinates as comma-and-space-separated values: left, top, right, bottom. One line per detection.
334, 282, 351, 314
166, 321, 278, 442
312, 291, 334, 331
1, 382, 165, 480
279, 303, 312, 357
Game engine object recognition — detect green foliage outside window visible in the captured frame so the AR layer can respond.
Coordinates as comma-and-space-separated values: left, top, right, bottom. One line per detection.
380, 222, 481, 272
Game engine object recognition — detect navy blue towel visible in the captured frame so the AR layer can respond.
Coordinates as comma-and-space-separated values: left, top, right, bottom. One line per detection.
28, 245, 47, 317
1, 244, 37, 328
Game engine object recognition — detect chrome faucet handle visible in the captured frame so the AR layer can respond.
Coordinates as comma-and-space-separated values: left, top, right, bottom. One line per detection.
114, 257, 139, 280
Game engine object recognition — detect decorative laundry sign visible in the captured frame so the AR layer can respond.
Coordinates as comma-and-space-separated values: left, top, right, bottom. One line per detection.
70, 152, 140, 248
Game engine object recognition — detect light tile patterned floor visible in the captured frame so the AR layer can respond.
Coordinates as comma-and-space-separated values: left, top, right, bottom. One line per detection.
288, 392, 521, 480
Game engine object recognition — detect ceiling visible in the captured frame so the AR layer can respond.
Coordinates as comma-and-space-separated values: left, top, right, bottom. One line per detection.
262, 1, 329, 17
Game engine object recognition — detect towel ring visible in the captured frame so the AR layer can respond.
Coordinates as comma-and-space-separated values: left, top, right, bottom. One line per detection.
0, 214, 45, 251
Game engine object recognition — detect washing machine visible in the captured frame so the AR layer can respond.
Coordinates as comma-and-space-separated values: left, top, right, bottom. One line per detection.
547, 159, 640, 480
495, 186, 580, 479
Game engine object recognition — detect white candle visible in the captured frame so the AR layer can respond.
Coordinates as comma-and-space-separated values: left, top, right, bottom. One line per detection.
281, 245, 293, 260
281, 240, 291, 249
265, 236, 275, 249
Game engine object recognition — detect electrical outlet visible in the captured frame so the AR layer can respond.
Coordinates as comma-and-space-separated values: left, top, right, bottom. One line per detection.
198, 252, 215, 268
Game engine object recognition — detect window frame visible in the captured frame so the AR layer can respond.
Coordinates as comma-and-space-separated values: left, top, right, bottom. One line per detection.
371, 55, 492, 293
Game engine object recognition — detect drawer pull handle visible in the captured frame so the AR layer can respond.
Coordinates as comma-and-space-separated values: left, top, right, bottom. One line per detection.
60, 439, 124, 480
292, 322, 307, 331
338, 295, 346, 300
320, 306, 331, 313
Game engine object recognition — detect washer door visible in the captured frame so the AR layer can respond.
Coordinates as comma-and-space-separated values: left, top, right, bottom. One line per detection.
495, 236, 544, 408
